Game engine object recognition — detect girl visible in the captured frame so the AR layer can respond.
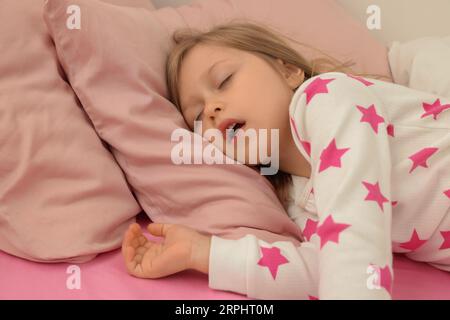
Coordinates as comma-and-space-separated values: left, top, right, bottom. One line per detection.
122, 22, 450, 300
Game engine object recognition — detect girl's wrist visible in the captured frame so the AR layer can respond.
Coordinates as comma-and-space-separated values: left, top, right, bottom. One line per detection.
190, 233, 211, 274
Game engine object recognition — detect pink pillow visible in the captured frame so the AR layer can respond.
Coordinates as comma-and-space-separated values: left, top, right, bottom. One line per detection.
0, 0, 144, 263
103, 0, 154, 8
43, 0, 392, 245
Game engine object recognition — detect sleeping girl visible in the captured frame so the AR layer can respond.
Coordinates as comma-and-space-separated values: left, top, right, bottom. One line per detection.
121, 22, 450, 300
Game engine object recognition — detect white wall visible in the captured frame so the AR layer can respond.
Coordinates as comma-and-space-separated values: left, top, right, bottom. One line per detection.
336, 0, 450, 46
151, 0, 450, 46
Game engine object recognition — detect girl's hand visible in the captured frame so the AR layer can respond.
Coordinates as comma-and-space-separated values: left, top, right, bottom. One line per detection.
122, 222, 211, 278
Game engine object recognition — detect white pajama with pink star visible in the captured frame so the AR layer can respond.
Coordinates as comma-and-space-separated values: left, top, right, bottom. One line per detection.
208, 72, 450, 300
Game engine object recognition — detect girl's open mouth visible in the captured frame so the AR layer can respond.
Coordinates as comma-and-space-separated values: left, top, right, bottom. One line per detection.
226, 122, 245, 142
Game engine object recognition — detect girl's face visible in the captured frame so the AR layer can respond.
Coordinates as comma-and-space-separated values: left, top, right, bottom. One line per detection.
178, 44, 304, 165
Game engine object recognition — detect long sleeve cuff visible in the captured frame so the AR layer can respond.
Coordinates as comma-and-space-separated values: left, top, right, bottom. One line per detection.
208, 235, 249, 295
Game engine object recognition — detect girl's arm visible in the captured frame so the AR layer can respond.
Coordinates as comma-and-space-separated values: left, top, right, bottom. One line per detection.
207, 179, 320, 300
208, 234, 319, 300
122, 221, 320, 299
289, 72, 394, 299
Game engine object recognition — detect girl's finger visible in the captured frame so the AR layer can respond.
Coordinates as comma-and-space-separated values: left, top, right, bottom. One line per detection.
130, 223, 142, 235
138, 235, 147, 246
147, 223, 173, 237
125, 248, 145, 278
123, 224, 141, 249
124, 246, 138, 275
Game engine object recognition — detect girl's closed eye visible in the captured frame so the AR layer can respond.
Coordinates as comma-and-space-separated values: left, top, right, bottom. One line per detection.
195, 110, 203, 122
218, 73, 233, 89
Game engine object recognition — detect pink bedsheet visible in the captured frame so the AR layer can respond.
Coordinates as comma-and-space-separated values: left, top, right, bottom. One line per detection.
1, 216, 449, 300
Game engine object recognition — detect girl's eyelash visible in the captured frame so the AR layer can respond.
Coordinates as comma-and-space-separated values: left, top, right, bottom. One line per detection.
194, 74, 233, 123
195, 111, 203, 122
218, 74, 233, 89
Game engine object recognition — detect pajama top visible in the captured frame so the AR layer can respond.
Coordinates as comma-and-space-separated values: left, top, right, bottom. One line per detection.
208, 72, 450, 300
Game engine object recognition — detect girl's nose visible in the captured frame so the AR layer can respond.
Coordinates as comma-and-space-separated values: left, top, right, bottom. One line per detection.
204, 103, 223, 119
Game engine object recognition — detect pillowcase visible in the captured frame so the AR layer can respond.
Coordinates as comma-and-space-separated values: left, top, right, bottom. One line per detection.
43, 0, 392, 245
103, 0, 154, 8
388, 36, 450, 98
0, 0, 143, 263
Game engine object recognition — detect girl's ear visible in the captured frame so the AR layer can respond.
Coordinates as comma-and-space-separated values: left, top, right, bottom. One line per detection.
276, 58, 305, 89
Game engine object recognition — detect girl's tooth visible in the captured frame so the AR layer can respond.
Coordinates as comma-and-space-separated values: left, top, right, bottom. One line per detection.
227, 127, 237, 143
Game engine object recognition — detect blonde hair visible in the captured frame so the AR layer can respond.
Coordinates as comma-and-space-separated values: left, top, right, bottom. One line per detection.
165, 20, 387, 209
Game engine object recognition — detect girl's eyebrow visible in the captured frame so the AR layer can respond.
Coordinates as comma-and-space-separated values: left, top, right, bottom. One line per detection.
207, 58, 229, 77
182, 58, 229, 109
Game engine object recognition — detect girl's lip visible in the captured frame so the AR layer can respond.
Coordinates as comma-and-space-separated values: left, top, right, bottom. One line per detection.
217, 118, 245, 139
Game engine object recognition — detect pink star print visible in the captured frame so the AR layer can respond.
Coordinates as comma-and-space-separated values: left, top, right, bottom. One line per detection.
444, 189, 450, 198
257, 246, 289, 280
400, 229, 427, 251
318, 138, 350, 173
308, 295, 319, 300
379, 265, 393, 294
369, 263, 393, 294
302, 219, 318, 241
439, 231, 450, 250
372, 264, 393, 294
304, 77, 335, 105
316, 215, 351, 250
356, 104, 385, 134
408, 147, 439, 173
421, 99, 450, 120
391, 201, 398, 207
290, 117, 300, 140
347, 74, 374, 86
290, 117, 311, 156
386, 124, 395, 137
362, 181, 389, 212
301, 141, 311, 157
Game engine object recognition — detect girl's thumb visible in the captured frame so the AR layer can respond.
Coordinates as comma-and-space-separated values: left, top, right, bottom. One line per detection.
147, 223, 171, 237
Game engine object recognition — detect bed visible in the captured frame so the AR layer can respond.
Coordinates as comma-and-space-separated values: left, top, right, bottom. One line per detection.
1, 213, 449, 300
